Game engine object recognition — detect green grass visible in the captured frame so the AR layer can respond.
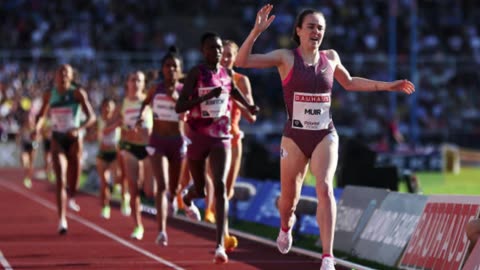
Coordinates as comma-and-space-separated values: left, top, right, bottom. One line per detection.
415, 167, 480, 195
305, 167, 480, 195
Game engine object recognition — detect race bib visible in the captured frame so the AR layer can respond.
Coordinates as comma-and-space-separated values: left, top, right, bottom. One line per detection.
102, 128, 120, 146
292, 92, 331, 130
123, 107, 140, 128
152, 94, 179, 122
199, 86, 229, 118
50, 107, 74, 132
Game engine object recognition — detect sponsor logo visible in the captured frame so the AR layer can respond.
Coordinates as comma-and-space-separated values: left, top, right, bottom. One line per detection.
304, 121, 320, 126
400, 198, 480, 270
295, 95, 330, 103
205, 99, 224, 105
293, 119, 303, 128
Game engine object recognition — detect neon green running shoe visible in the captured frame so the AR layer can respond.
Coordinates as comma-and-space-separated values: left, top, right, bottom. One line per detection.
121, 195, 131, 216
48, 172, 56, 183
23, 178, 32, 189
130, 225, 144, 240
101, 205, 111, 219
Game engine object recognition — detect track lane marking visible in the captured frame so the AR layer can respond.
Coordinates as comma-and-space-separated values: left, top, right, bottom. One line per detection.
0, 251, 13, 270
0, 180, 184, 270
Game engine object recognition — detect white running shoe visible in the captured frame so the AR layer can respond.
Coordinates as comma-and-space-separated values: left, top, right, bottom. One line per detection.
320, 257, 336, 270
155, 231, 168, 246
58, 219, 68, 235
276, 215, 296, 254
213, 246, 228, 264
184, 201, 201, 221
68, 199, 80, 212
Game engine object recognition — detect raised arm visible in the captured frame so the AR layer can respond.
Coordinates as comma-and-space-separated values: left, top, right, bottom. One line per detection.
331, 49, 415, 94
236, 4, 286, 69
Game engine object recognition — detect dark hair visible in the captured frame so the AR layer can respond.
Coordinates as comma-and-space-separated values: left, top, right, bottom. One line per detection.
200, 32, 221, 47
161, 46, 182, 67
292, 9, 324, 45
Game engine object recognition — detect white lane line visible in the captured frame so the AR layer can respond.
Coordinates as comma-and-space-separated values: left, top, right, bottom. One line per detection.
0, 251, 13, 270
0, 180, 184, 270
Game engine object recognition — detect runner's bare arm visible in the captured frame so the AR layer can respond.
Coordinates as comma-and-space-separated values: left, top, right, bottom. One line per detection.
175, 67, 221, 113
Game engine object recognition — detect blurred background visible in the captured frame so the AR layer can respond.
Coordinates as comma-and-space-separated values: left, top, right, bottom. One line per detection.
1, 0, 479, 191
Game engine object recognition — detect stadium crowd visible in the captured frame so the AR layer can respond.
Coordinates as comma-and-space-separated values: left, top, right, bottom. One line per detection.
1, 0, 480, 149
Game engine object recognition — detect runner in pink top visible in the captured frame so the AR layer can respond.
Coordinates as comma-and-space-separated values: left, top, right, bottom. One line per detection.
282, 48, 334, 158
236, 5, 415, 270
175, 32, 259, 264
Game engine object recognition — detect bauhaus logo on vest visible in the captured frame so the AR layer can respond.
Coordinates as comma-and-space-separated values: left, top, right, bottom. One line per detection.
295, 95, 330, 103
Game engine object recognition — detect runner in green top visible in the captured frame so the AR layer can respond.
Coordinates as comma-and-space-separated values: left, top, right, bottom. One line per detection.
33, 64, 96, 235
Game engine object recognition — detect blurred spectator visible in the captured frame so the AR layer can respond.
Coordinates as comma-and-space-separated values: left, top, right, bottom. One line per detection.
0, 0, 479, 152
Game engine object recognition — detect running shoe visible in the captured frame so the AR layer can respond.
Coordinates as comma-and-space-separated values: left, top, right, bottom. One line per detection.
155, 231, 168, 246
276, 215, 297, 254
48, 172, 56, 183
68, 198, 80, 212
23, 178, 32, 189
130, 225, 144, 240
121, 193, 131, 216
183, 201, 201, 221
224, 234, 238, 252
101, 205, 111, 219
204, 208, 216, 223
58, 218, 68, 235
213, 246, 228, 264
320, 257, 336, 270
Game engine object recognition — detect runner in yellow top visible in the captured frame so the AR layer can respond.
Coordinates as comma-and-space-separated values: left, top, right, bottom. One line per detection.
119, 71, 154, 240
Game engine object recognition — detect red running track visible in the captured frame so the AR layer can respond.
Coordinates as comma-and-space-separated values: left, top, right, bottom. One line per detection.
0, 168, 342, 270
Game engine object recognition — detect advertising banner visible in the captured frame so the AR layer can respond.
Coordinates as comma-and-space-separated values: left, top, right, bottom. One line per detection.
334, 186, 389, 254
399, 195, 480, 270
353, 192, 427, 266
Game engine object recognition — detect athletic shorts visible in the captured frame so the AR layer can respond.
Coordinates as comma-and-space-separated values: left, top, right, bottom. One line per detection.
187, 130, 231, 161
52, 131, 77, 153
22, 140, 37, 152
43, 139, 51, 151
148, 134, 187, 161
97, 151, 117, 163
119, 141, 149, 160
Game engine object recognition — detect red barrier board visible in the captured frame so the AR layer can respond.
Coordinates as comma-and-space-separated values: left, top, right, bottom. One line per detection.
399, 195, 480, 270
